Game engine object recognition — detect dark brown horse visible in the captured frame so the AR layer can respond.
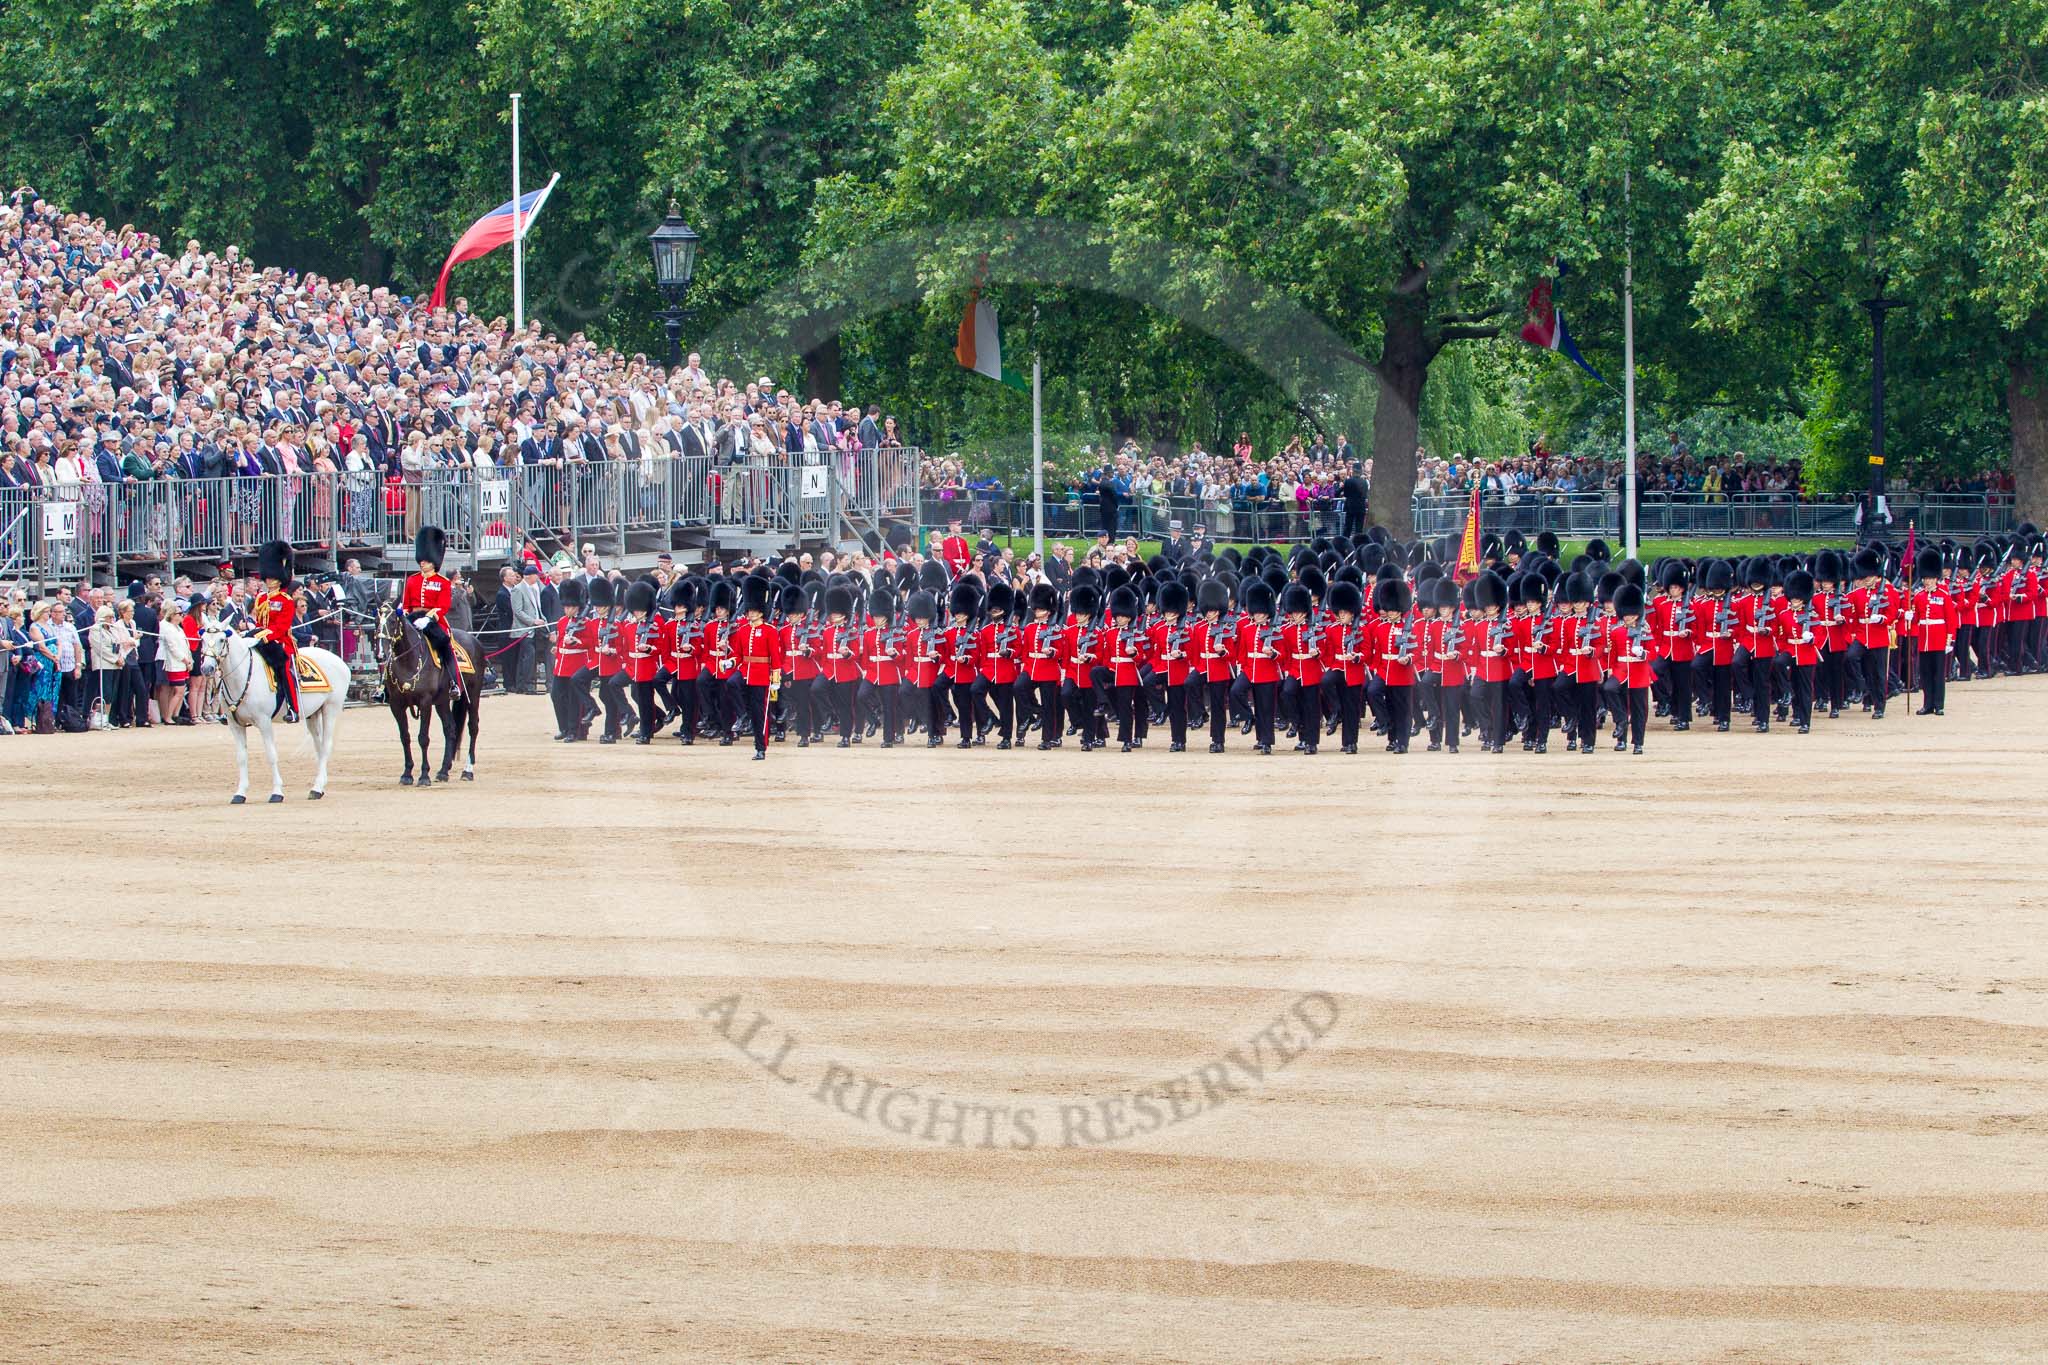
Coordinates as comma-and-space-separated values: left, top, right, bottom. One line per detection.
378, 603, 482, 786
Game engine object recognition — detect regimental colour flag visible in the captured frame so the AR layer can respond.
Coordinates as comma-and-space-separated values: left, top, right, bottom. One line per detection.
427, 173, 560, 312
1519, 266, 1604, 384
955, 289, 1028, 392
1454, 481, 1483, 583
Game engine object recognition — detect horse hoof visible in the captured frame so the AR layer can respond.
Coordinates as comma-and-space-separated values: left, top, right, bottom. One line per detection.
461, 771, 474, 782
308, 790, 324, 801
399, 774, 413, 787
268, 794, 284, 804
230, 794, 247, 805
418, 776, 433, 789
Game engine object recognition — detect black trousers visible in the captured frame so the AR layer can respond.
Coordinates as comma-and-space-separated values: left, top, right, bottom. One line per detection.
1704, 659, 1734, 725
1853, 643, 1890, 713
1788, 661, 1815, 727
1521, 673, 1555, 745
1821, 650, 1849, 712
1205, 678, 1231, 748
859, 680, 901, 742
668, 674, 701, 737
1062, 678, 1101, 744
1422, 675, 1456, 748
599, 670, 632, 739
1478, 678, 1509, 748
740, 683, 772, 753
1747, 655, 1775, 729
974, 677, 1015, 743
1566, 676, 1598, 748
632, 679, 662, 740
1971, 626, 1996, 678
1281, 677, 1321, 750
1921, 649, 1948, 711
1163, 681, 1189, 746
1601, 680, 1648, 747
550, 667, 591, 737
827, 679, 857, 738
1380, 683, 1411, 750
781, 676, 816, 739
1109, 684, 1143, 744
1242, 679, 1278, 748
502, 634, 532, 692
912, 683, 946, 738
1653, 657, 1694, 723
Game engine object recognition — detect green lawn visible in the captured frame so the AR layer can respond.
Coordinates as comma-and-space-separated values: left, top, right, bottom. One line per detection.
970, 533, 1842, 563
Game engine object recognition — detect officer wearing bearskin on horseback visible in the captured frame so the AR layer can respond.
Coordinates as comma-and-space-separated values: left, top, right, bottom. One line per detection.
403, 525, 457, 702
250, 539, 300, 721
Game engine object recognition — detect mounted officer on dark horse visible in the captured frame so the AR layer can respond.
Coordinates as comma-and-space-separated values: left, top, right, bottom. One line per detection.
379, 524, 483, 786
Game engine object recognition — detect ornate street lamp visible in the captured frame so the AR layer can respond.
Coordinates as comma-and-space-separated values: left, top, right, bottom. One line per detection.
647, 199, 700, 371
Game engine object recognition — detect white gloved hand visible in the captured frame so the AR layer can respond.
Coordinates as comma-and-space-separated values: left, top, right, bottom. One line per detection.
413, 615, 434, 630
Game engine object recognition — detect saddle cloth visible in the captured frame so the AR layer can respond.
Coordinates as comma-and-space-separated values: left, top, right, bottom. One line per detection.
261, 654, 333, 697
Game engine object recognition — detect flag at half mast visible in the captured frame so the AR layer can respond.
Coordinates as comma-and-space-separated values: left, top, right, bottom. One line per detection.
956, 288, 1028, 391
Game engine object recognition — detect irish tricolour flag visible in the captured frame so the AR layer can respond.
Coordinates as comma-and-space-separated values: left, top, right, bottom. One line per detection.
956, 289, 1028, 391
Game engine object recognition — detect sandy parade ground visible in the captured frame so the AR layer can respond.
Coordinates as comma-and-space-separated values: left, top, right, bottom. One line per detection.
2, 683, 2046, 1363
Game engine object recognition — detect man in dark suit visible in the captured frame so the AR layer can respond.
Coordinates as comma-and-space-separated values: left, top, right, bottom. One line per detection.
1160, 521, 1191, 564
855, 408, 881, 451
1094, 467, 1120, 539
1341, 462, 1369, 538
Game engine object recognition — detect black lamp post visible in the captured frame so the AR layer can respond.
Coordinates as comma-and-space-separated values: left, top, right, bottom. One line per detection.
647, 199, 700, 372
1862, 290, 1903, 544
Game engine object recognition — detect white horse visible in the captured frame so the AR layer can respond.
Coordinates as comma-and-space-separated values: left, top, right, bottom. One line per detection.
202, 623, 350, 803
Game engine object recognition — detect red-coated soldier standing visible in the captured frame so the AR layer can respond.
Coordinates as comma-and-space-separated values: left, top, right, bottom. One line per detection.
1601, 582, 1655, 753
726, 577, 787, 759
1095, 585, 1150, 751
777, 583, 822, 747
1146, 581, 1197, 752
974, 583, 1023, 750
1646, 562, 1695, 730
1845, 547, 1898, 718
1775, 569, 1825, 733
1190, 579, 1238, 753
1020, 584, 1068, 750
1321, 581, 1371, 755
620, 579, 664, 744
1234, 581, 1283, 754
1904, 545, 1955, 716
941, 581, 983, 749
1277, 582, 1325, 756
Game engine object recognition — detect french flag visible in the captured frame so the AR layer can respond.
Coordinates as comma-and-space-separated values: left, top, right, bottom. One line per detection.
1519, 263, 1604, 383
427, 173, 559, 312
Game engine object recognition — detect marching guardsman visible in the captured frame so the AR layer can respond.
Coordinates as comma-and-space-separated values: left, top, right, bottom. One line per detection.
1905, 545, 1953, 715
1468, 571, 1514, 753
1690, 559, 1738, 730
1369, 577, 1417, 754
1321, 581, 1370, 755
1846, 547, 1895, 718
1647, 562, 1694, 730
699, 579, 739, 741
1512, 574, 1556, 752
1022, 584, 1067, 750
2026, 538, 2047, 671
817, 585, 862, 746
1277, 583, 1324, 755
726, 576, 786, 759
1098, 585, 1150, 751
974, 583, 1022, 749
622, 579, 664, 744
1813, 549, 1854, 717
1601, 582, 1653, 754
250, 539, 300, 720
1734, 557, 1779, 732
1060, 584, 1105, 751
778, 584, 822, 746
902, 589, 947, 747
942, 581, 983, 748
549, 576, 590, 741
1558, 572, 1603, 754
859, 586, 904, 747
1234, 581, 1282, 754
1146, 581, 1195, 752
402, 525, 457, 704
1420, 579, 1464, 754
663, 582, 704, 744
1775, 569, 1822, 732
588, 577, 630, 744
1191, 579, 1236, 753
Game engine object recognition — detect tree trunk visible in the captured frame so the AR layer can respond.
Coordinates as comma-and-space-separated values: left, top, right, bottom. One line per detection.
803, 335, 842, 402
2009, 357, 2048, 529
1368, 294, 1429, 542
357, 232, 390, 288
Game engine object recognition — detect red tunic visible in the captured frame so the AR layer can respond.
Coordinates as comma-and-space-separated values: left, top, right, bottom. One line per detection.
1235, 617, 1282, 684
252, 590, 297, 654
726, 619, 787, 685
1849, 584, 1898, 649
1426, 615, 1466, 686
976, 621, 1021, 684
860, 625, 902, 685
1061, 622, 1099, 686
1691, 595, 1739, 666
1775, 600, 1824, 665
1322, 620, 1369, 687
1558, 612, 1604, 682
1279, 621, 1324, 685
817, 623, 861, 684
1020, 621, 1065, 683
900, 623, 943, 688
1602, 618, 1655, 688
622, 619, 661, 684
1906, 587, 1955, 654
594, 616, 626, 678
939, 623, 978, 684
940, 534, 971, 578
781, 619, 821, 681
707, 619, 740, 680
1732, 591, 1777, 658
1648, 593, 1694, 662
1095, 623, 1148, 687
1191, 618, 1236, 682
1373, 616, 1419, 686
401, 571, 453, 626
1466, 615, 1514, 683
665, 618, 703, 681
1147, 618, 1195, 687
551, 614, 588, 677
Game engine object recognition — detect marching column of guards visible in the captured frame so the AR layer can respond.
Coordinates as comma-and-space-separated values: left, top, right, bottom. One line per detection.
534, 523, 2046, 757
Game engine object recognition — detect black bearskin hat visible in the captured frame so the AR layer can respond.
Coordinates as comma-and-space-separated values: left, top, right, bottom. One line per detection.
414, 524, 447, 569
1070, 584, 1102, 619
1261, 564, 1288, 598
778, 582, 807, 616
1372, 578, 1412, 614
1104, 564, 1130, 593
1851, 548, 1883, 580
1535, 529, 1561, 558
1158, 580, 1190, 616
1596, 571, 1623, 605
866, 588, 896, 622
1743, 555, 1775, 588
1784, 569, 1815, 601
1657, 559, 1692, 591
824, 584, 855, 619
587, 575, 615, 610
559, 577, 585, 610
1197, 579, 1231, 615
1243, 580, 1276, 617
1618, 558, 1646, 587
1108, 585, 1140, 620
741, 574, 774, 616
1517, 574, 1550, 607
1431, 577, 1462, 610
985, 582, 1014, 618
1279, 583, 1314, 617
906, 589, 938, 622
1585, 538, 1612, 563
918, 560, 949, 595
776, 560, 802, 586
1473, 571, 1509, 613
1562, 572, 1595, 605
949, 581, 982, 617
1701, 559, 1734, 592
1613, 582, 1646, 617
1298, 564, 1328, 600
625, 579, 658, 615
706, 578, 736, 616
1329, 581, 1365, 617
1915, 545, 1943, 579
257, 539, 293, 585
1504, 529, 1528, 554
1029, 583, 1059, 616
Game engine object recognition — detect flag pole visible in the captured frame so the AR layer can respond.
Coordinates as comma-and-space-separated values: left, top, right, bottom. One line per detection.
1032, 347, 1044, 562
1623, 163, 1638, 563
510, 93, 524, 334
